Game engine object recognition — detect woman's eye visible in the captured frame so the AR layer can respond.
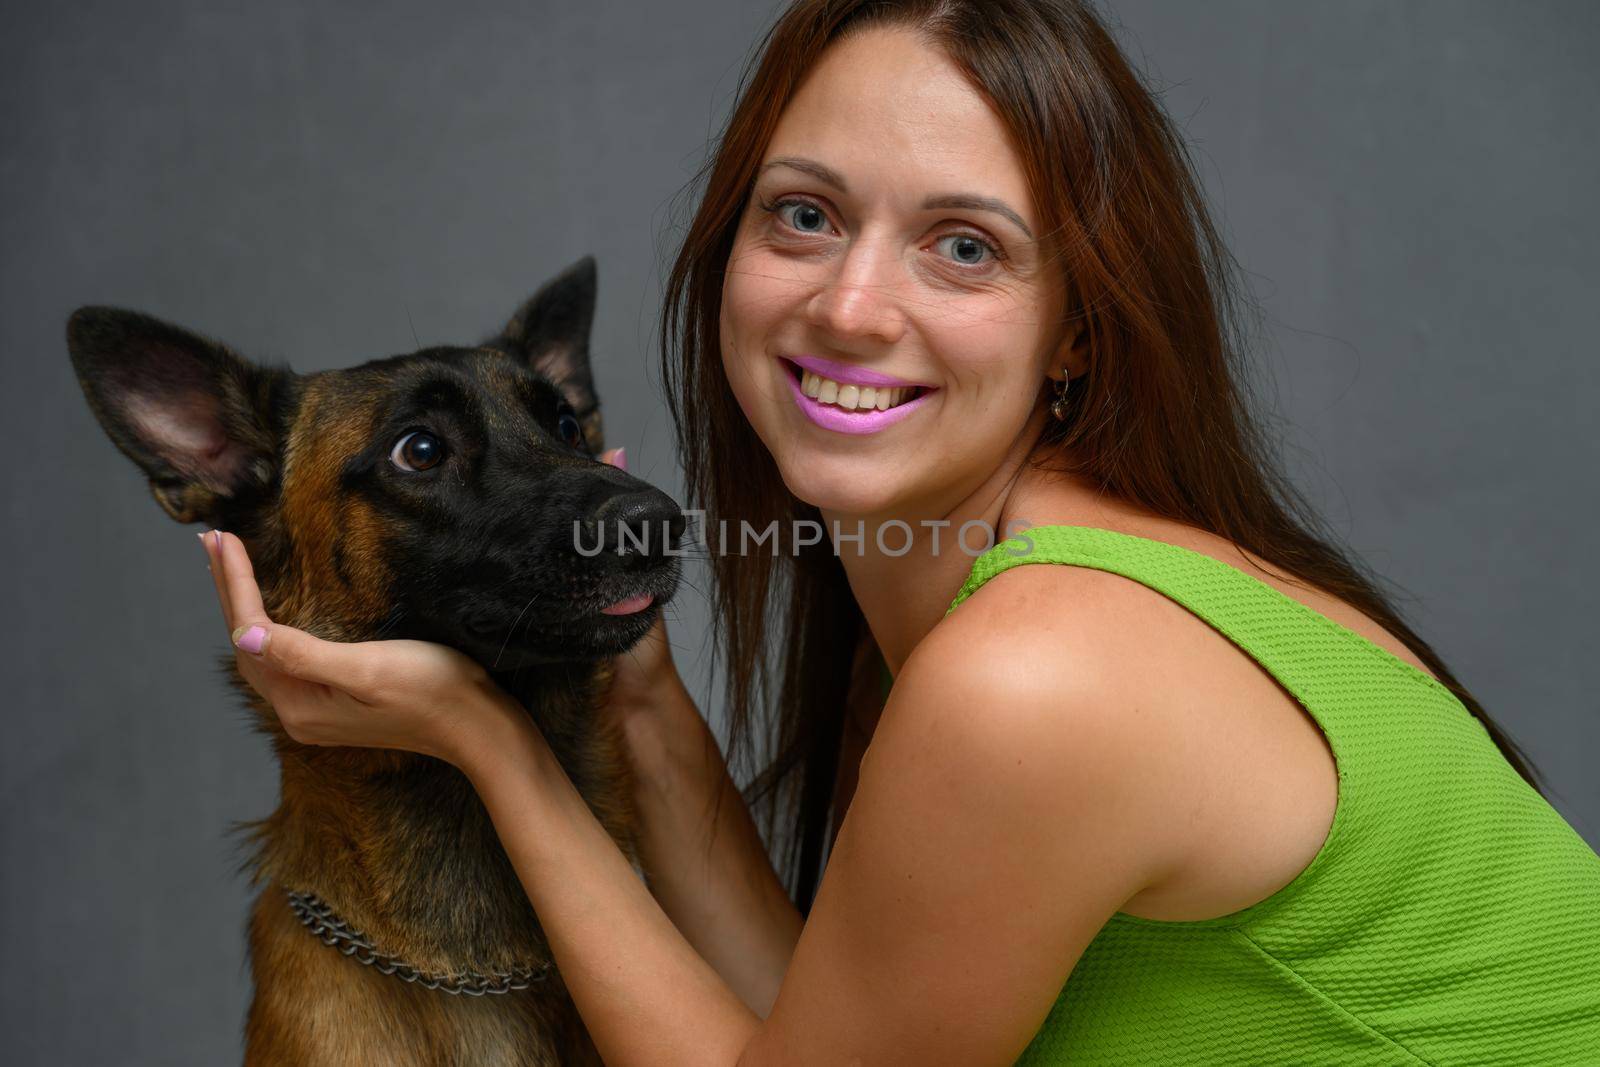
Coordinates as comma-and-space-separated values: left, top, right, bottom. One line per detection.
935, 233, 999, 267
389, 430, 444, 472
775, 199, 830, 234
556, 408, 584, 449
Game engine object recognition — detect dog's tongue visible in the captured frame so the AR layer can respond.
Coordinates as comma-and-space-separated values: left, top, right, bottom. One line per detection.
601, 593, 654, 616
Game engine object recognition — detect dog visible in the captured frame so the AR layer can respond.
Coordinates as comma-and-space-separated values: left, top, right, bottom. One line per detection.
67, 256, 685, 1065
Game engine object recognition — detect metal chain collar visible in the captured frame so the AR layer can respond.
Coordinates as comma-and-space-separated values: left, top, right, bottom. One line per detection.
285, 889, 553, 997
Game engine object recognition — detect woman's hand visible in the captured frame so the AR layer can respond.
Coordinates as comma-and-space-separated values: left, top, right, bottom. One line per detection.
198, 528, 526, 770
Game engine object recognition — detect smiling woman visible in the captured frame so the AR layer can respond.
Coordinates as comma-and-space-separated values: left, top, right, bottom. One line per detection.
178, 0, 1600, 1064
653, 0, 1600, 1063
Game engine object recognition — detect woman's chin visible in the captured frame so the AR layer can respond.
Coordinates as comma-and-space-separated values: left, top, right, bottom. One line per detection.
776, 458, 908, 519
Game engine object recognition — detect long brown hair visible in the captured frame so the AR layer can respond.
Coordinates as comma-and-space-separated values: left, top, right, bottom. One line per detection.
660, 0, 1543, 914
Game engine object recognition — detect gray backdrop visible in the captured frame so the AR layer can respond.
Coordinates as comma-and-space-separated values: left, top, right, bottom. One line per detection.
3, 1, 1595, 1062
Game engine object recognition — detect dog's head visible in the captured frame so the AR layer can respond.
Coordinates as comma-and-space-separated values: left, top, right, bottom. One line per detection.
67, 257, 683, 671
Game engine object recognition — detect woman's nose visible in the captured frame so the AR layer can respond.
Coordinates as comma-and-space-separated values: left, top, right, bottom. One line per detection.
802, 243, 907, 346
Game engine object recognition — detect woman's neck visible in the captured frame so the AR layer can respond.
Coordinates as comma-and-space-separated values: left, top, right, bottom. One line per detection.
819, 403, 1116, 676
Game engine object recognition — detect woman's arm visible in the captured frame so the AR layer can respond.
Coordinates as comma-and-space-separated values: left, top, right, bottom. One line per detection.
623, 624, 894, 1011
621, 622, 887, 1006
460, 711, 764, 1065
612, 664, 803, 1017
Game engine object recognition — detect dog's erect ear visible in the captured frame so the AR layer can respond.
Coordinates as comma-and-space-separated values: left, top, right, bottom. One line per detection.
488, 256, 603, 447
66, 307, 291, 525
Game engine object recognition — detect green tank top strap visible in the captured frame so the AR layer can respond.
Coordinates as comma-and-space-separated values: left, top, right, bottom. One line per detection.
946, 524, 1468, 724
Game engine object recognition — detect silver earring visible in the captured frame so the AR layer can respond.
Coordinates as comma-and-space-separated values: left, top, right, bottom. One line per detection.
1050, 366, 1072, 421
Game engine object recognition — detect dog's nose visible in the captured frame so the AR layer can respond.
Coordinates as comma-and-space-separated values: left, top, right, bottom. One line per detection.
586, 488, 686, 563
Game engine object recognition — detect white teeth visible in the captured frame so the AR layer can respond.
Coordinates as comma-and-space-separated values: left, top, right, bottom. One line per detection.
798, 368, 920, 411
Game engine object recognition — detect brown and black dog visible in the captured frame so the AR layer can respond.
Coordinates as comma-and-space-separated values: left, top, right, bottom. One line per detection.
67, 257, 685, 1065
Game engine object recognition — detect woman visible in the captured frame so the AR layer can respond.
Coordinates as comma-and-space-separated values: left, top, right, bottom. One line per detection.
199, 0, 1600, 1062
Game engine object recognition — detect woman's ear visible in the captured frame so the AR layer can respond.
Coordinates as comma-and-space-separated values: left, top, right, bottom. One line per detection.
1045, 281, 1091, 382
65, 307, 292, 525
1047, 313, 1090, 383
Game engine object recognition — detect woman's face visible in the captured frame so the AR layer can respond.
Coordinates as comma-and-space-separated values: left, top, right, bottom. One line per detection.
720, 25, 1067, 520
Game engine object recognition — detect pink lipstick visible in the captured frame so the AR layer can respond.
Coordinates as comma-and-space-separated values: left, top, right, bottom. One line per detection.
785, 353, 934, 390
778, 356, 937, 436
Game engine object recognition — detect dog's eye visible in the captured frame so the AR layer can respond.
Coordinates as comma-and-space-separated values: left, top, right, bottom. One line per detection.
556, 407, 584, 450
390, 430, 444, 472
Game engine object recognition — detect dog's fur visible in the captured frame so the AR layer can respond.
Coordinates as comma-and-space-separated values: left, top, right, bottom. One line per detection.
67, 258, 684, 1066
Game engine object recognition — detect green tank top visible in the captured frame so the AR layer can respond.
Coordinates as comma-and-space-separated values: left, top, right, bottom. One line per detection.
884, 524, 1600, 1064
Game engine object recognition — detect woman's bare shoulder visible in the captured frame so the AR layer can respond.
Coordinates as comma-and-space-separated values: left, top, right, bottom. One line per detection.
927, 545, 1205, 695
921, 519, 1351, 923
898, 564, 1218, 885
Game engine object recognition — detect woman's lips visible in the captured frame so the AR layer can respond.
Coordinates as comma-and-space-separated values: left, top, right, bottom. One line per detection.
785, 352, 933, 390
779, 359, 935, 436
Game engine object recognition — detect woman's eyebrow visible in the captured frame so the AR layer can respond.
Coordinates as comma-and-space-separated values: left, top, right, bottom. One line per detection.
921, 194, 1033, 239
761, 157, 848, 190
759, 157, 1033, 239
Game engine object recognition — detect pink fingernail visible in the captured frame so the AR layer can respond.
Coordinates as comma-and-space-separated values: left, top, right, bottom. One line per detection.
612, 447, 627, 472
211, 530, 223, 551
232, 624, 267, 655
